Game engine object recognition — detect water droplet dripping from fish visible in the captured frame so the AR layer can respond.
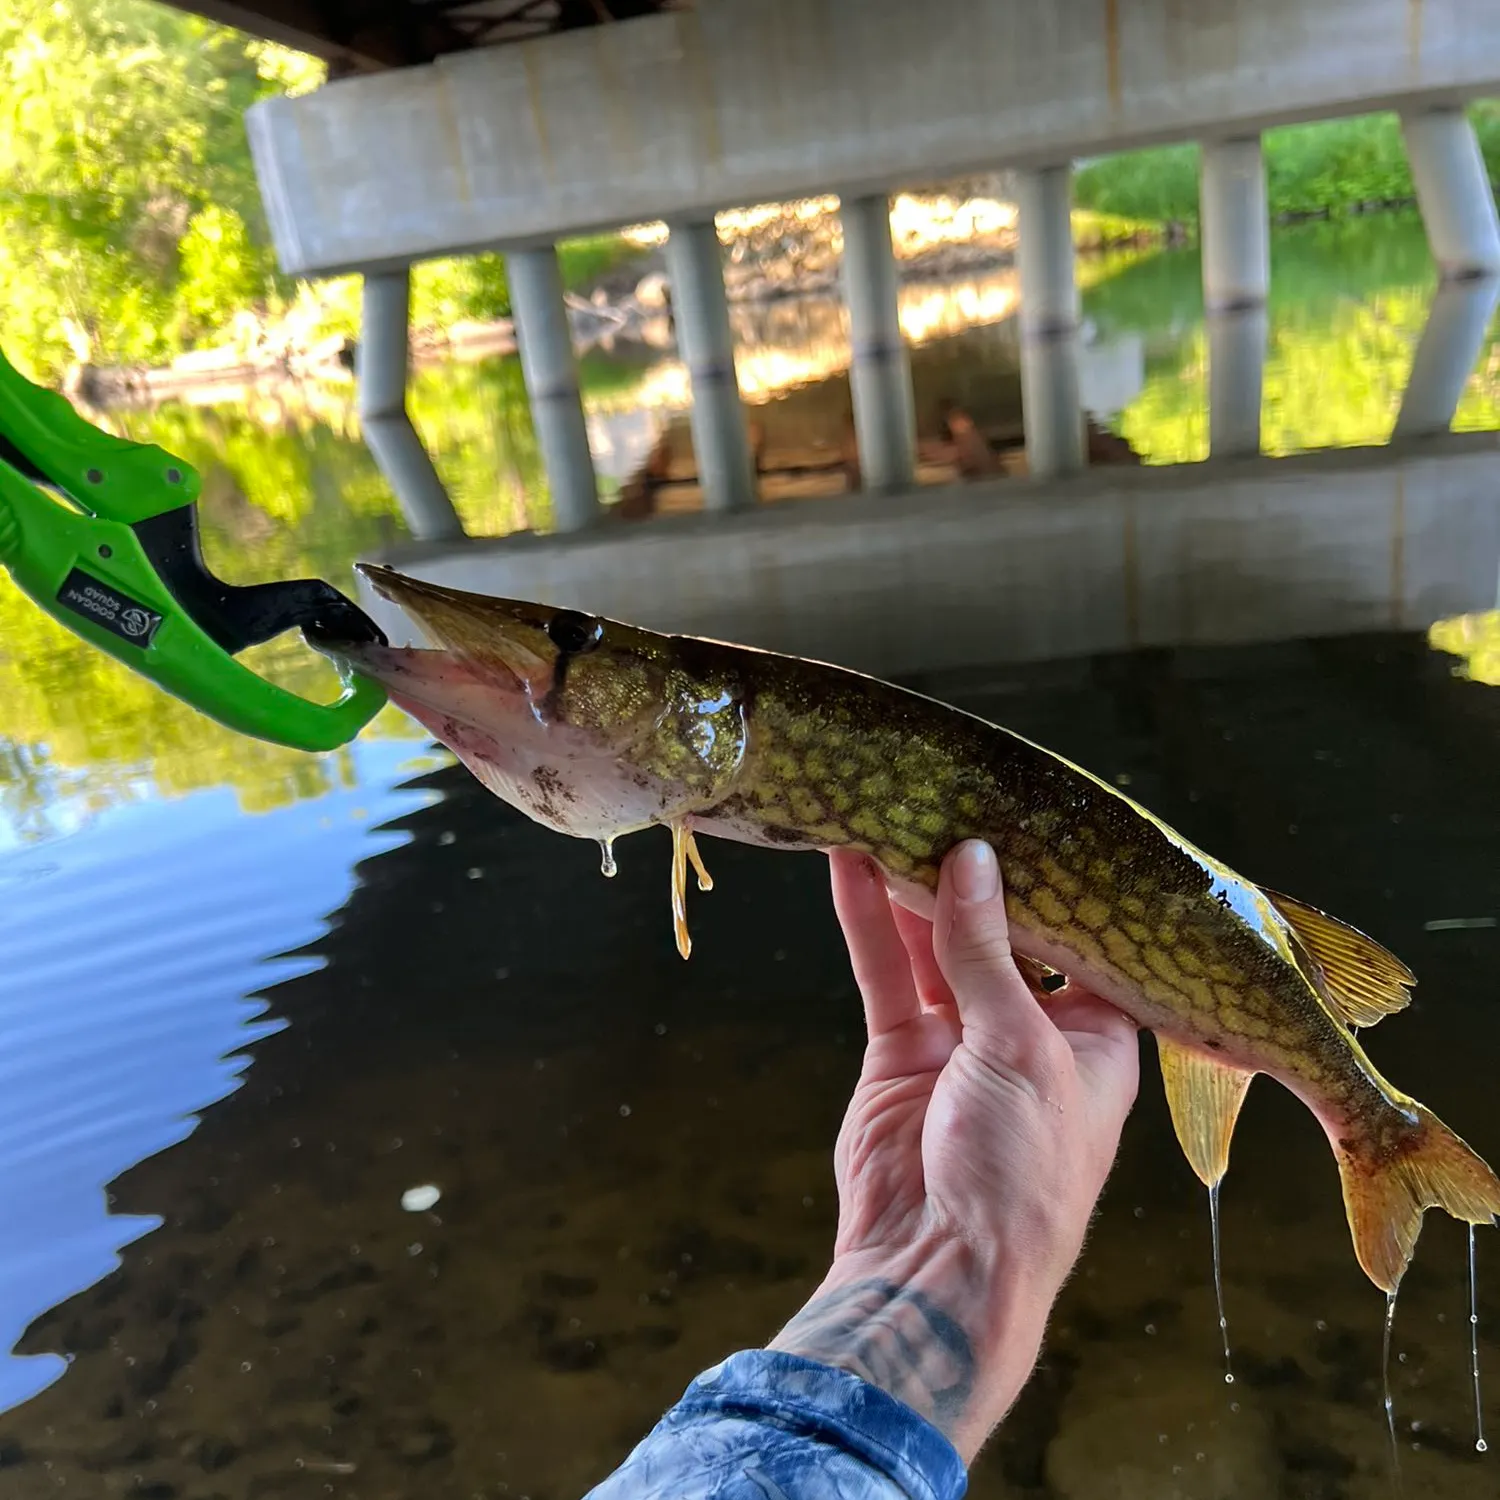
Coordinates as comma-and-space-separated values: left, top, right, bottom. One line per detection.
599, 839, 617, 877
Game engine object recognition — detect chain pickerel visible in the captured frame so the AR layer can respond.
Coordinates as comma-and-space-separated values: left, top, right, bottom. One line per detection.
331, 563, 1500, 1294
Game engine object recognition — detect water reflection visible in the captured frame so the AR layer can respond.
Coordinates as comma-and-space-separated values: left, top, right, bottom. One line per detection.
1431, 609, 1500, 685
0, 740, 436, 1411
1206, 305, 1268, 457
1396, 276, 1500, 440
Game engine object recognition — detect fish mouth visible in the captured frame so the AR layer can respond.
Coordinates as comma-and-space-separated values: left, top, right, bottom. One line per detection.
355, 562, 560, 695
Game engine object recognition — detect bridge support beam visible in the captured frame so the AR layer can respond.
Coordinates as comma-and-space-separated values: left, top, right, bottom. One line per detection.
1015, 164, 1085, 479
841, 193, 916, 492
1201, 136, 1269, 457
1403, 107, 1500, 278
664, 218, 757, 511
508, 246, 600, 532
358, 270, 464, 541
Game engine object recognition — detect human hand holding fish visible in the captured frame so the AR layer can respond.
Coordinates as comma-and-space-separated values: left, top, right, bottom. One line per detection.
766, 841, 1139, 1462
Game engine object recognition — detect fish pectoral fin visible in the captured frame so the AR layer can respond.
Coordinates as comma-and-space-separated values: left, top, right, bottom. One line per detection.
1263, 887, 1415, 1029
669, 820, 693, 960
1155, 1035, 1255, 1188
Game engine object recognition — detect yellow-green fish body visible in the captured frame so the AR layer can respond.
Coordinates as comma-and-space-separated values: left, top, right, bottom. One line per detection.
332, 564, 1500, 1293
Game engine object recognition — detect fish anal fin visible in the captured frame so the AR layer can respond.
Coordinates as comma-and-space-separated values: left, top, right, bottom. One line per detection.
1263, 887, 1415, 1030
1156, 1034, 1255, 1188
1334, 1102, 1500, 1293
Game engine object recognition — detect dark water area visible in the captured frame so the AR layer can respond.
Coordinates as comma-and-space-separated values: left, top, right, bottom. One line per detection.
4, 627, 1500, 1498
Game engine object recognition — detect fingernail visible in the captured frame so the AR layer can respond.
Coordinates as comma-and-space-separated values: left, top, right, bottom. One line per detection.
951, 840, 998, 904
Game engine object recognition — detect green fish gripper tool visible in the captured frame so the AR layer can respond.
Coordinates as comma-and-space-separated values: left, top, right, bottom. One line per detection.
0, 345, 387, 752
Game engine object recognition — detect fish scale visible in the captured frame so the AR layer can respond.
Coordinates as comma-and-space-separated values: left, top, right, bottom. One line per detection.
728, 673, 1296, 1051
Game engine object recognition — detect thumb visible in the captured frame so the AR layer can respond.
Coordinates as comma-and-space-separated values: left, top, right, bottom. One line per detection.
932, 841, 1057, 1061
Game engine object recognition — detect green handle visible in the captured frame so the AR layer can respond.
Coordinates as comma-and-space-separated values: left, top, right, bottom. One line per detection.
0, 349, 386, 753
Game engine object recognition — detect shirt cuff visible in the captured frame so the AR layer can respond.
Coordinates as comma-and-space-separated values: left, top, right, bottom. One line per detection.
677, 1348, 968, 1500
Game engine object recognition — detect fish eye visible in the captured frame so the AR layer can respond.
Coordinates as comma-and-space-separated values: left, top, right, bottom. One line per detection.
546, 610, 604, 655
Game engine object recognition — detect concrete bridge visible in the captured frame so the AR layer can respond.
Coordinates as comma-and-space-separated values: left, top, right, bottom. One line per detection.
229, 0, 1500, 662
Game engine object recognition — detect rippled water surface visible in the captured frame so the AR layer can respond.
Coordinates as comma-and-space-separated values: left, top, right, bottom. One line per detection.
2, 217, 1500, 1498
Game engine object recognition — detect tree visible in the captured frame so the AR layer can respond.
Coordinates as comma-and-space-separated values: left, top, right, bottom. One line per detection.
0, 0, 322, 378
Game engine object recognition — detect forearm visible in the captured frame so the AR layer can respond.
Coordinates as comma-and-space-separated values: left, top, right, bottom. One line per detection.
767, 1235, 1056, 1463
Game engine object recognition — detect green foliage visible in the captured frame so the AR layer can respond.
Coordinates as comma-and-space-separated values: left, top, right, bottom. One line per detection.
1075, 144, 1203, 227
0, 0, 317, 378
0, 3, 643, 384
413, 254, 514, 326
557, 233, 640, 290
413, 235, 641, 328
177, 205, 262, 331
1076, 105, 1500, 228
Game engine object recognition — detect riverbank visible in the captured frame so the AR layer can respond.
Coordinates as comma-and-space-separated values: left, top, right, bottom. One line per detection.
75, 193, 1162, 410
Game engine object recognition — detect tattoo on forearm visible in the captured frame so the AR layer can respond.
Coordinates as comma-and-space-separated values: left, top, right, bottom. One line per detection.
775, 1279, 975, 1432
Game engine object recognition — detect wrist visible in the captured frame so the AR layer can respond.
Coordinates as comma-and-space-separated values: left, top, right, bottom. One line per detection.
767, 1233, 1057, 1462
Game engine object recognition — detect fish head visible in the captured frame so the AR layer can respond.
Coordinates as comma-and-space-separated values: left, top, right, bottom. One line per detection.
323, 564, 750, 841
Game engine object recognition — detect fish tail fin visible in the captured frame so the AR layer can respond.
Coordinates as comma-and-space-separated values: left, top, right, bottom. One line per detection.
1335, 1102, 1500, 1293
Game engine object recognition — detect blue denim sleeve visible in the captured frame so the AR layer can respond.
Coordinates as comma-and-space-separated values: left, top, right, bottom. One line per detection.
585, 1349, 968, 1500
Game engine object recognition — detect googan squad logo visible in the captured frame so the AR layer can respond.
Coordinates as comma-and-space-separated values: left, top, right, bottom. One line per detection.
56, 569, 164, 649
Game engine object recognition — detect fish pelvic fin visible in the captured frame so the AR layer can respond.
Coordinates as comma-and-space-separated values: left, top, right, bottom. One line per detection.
1156, 1034, 1255, 1187
1335, 1102, 1500, 1293
1263, 888, 1414, 1029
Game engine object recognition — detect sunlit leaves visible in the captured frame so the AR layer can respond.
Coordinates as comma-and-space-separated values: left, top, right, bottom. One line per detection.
0, 0, 294, 375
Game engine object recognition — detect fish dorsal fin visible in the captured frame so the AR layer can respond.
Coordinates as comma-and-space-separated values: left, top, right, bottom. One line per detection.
1156, 1035, 1255, 1188
1263, 888, 1415, 1030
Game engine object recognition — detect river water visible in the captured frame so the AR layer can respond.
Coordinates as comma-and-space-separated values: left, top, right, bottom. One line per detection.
1, 216, 1499, 1498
